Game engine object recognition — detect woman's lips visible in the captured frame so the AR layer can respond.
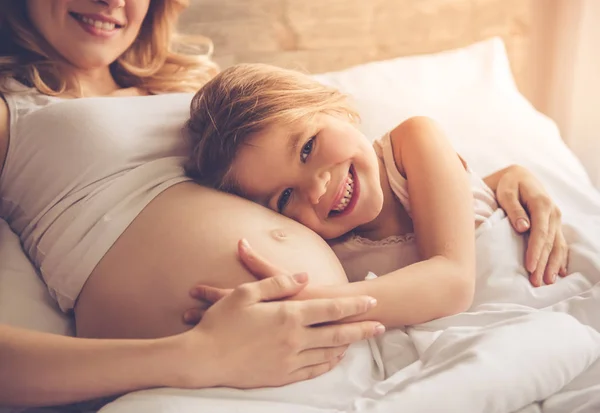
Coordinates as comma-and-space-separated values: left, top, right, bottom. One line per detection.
70, 12, 123, 38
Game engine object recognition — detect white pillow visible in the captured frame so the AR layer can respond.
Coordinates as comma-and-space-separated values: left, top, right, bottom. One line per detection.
0, 219, 73, 335
312, 37, 600, 215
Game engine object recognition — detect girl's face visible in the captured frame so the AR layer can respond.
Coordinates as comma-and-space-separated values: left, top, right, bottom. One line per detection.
230, 113, 384, 240
26, 0, 150, 71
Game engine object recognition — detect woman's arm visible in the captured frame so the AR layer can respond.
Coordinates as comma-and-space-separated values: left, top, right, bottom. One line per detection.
1, 274, 380, 407
0, 324, 189, 407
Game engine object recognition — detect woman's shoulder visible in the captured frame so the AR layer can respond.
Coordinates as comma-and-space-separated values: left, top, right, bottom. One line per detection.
0, 77, 29, 91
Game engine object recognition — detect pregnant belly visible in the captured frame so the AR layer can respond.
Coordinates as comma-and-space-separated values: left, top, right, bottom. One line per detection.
75, 182, 347, 339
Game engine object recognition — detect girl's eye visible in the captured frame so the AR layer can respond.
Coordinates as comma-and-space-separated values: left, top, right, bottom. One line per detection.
277, 188, 293, 212
300, 137, 315, 163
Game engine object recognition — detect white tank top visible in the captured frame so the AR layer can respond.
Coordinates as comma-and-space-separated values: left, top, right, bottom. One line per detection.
0, 79, 194, 311
332, 131, 499, 283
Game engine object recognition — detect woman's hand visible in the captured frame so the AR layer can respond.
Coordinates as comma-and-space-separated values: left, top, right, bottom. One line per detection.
175, 264, 383, 389
183, 239, 319, 324
183, 288, 231, 324
485, 165, 569, 287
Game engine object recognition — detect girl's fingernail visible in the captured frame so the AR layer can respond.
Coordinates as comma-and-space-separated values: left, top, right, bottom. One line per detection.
374, 324, 386, 336
293, 273, 308, 283
240, 238, 250, 250
367, 297, 378, 309
338, 350, 347, 359
516, 218, 530, 231
551, 273, 557, 283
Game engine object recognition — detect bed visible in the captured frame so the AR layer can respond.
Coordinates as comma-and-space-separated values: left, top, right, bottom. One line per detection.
2, 1, 600, 412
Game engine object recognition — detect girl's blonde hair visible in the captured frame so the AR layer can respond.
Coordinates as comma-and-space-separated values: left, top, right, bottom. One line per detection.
185, 63, 359, 194
0, 0, 218, 95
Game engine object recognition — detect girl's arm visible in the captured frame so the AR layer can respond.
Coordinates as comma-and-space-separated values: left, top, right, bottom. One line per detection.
306, 117, 476, 327
226, 117, 475, 328
212, 132, 567, 327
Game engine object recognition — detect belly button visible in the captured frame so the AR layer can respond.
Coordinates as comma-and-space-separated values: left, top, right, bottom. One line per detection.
270, 229, 288, 242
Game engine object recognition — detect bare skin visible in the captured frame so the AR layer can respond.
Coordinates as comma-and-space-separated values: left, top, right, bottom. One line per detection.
75, 182, 350, 339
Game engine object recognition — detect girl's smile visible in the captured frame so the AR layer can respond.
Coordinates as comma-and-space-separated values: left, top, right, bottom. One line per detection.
229, 113, 384, 240
329, 165, 359, 218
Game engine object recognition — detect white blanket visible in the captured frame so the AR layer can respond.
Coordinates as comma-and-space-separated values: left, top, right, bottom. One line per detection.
99, 209, 600, 413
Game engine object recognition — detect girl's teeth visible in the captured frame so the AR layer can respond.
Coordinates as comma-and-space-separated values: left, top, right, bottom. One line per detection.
333, 171, 355, 212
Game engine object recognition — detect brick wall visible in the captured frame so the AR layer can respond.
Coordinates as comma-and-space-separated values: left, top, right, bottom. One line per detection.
179, 0, 533, 97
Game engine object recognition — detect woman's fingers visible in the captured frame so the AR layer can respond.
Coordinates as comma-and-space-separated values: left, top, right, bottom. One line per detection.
298, 345, 348, 368
183, 307, 205, 325
237, 238, 286, 280
232, 273, 309, 305
190, 285, 233, 303
307, 320, 385, 348
297, 296, 377, 326
183, 286, 232, 325
289, 360, 342, 384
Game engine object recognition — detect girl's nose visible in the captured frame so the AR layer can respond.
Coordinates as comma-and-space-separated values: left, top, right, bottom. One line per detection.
307, 171, 330, 205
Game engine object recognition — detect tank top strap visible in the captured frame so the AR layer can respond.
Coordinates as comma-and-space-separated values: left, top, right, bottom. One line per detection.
2, 78, 62, 122
373, 131, 413, 215
1, 79, 65, 167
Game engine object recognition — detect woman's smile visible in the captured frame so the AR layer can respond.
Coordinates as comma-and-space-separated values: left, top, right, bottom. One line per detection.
69, 12, 124, 38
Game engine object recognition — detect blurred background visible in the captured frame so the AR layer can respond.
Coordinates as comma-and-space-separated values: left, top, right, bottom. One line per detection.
179, 0, 600, 188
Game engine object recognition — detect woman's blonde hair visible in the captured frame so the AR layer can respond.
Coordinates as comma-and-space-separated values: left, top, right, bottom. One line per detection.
185, 63, 359, 194
0, 0, 218, 95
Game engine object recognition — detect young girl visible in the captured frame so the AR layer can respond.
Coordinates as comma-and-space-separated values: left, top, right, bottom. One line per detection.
185, 63, 535, 328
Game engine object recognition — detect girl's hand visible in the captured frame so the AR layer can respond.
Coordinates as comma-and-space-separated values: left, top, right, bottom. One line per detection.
492, 165, 569, 286
177, 270, 383, 389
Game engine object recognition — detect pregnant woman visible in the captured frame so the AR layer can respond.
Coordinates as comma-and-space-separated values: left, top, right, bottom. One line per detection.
0, 0, 568, 408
